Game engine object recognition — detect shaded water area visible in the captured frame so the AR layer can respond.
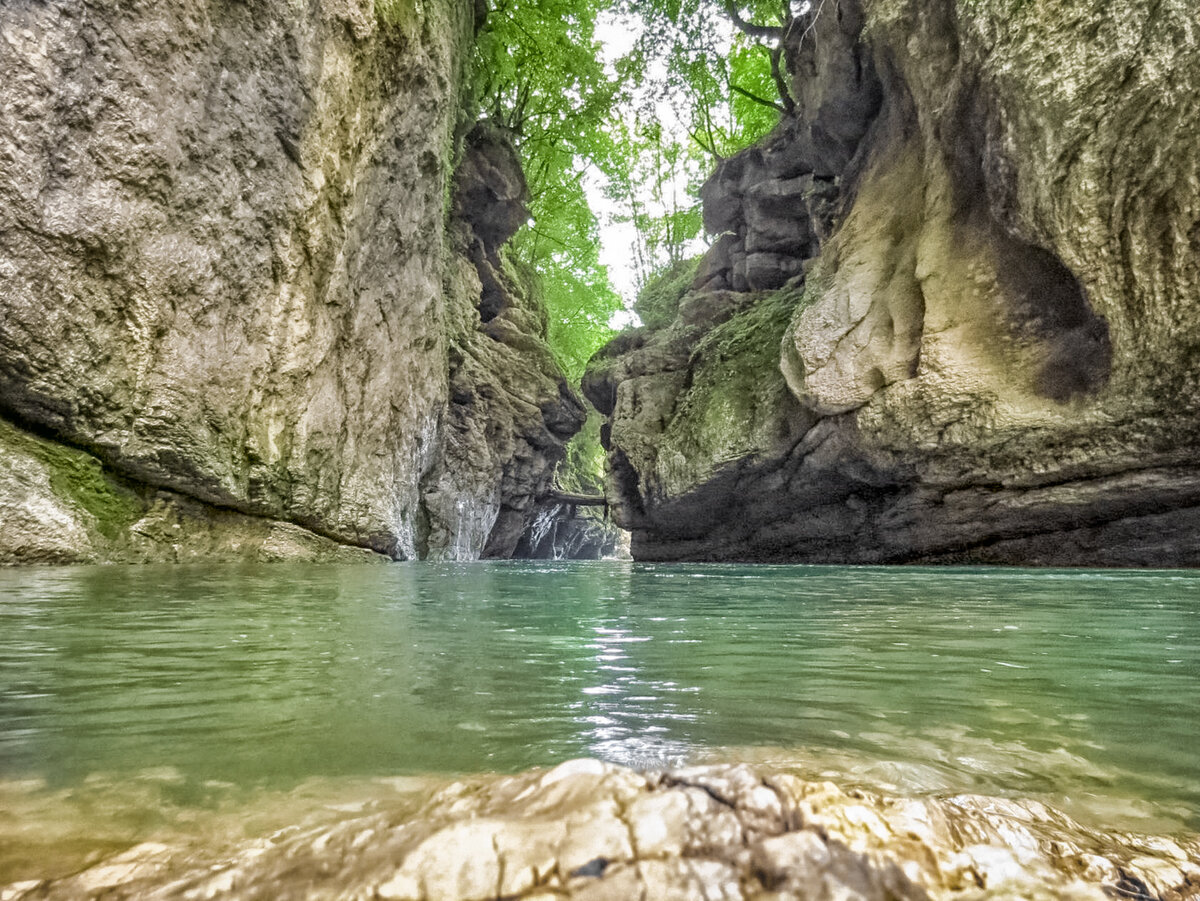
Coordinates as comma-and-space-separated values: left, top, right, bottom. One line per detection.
1, 562, 1198, 883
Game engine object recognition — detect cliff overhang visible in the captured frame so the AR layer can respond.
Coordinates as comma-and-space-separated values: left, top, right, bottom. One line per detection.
585, 0, 1200, 566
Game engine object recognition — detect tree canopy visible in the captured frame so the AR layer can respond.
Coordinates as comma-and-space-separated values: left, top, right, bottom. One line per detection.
471, 0, 796, 378
472, 0, 622, 379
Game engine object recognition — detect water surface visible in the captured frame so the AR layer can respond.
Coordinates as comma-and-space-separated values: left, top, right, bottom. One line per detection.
1, 561, 1198, 875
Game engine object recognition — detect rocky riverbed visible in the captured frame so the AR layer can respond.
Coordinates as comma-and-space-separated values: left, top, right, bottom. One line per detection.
4, 759, 1198, 900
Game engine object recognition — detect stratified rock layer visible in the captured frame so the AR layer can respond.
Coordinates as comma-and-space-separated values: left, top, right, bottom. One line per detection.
6, 760, 1198, 900
0, 414, 385, 564
0, 0, 580, 563
586, 0, 1200, 564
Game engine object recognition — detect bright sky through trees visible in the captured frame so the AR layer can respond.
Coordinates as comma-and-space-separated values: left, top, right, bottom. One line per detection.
474, 0, 788, 376
591, 11, 710, 323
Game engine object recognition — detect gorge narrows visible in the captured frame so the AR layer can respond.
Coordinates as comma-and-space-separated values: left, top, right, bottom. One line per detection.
1, 0, 1198, 897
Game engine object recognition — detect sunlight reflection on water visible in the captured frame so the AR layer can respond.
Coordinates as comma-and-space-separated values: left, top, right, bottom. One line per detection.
0, 561, 1197, 842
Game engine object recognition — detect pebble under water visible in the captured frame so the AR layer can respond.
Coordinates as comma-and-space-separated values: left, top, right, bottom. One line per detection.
0, 561, 1197, 882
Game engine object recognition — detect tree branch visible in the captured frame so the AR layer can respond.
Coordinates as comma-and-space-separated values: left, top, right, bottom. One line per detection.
730, 82, 788, 114
721, 1, 784, 41
688, 128, 724, 161
769, 43, 796, 115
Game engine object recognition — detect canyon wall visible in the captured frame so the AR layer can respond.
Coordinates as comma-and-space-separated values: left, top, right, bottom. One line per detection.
0, 0, 581, 564
586, 0, 1200, 564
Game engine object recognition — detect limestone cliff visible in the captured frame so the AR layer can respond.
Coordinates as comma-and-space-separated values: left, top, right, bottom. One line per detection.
586, 0, 1200, 565
0, 0, 581, 563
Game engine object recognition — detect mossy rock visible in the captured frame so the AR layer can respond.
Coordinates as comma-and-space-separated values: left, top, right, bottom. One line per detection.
0, 417, 145, 541
653, 282, 816, 495
635, 257, 703, 330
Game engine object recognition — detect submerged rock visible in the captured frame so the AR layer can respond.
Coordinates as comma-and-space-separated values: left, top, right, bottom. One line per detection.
586, 0, 1200, 565
5, 760, 1198, 900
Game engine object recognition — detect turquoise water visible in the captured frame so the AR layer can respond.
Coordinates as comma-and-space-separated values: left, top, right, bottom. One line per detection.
1, 562, 1198, 839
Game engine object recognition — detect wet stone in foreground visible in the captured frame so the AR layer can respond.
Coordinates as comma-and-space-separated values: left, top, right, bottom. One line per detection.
4, 760, 1199, 901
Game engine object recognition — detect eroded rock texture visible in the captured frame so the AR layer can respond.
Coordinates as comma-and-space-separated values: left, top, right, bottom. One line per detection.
0, 0, 580, 563
6, 760, 1198, 900
586, 0, 1200, 564
423, 124, 586, 560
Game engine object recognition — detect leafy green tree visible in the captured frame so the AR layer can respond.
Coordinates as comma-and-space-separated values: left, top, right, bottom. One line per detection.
598, 115, 704, 291
595, 0, 791, 296
471, 0, 802, 372
473, 0, 624, 379
614, 0, 789, 161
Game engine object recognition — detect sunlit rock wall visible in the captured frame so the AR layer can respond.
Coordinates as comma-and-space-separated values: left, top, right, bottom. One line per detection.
0, 0, 580, 564
587, 0, 1200, 564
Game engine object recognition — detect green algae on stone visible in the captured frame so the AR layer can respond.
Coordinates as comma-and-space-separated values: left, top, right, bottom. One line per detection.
657, 284, 813, 489
0, 417, 144, 541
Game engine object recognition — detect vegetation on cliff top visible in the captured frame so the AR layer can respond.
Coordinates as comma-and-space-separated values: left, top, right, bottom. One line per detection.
472, 0, 794, 376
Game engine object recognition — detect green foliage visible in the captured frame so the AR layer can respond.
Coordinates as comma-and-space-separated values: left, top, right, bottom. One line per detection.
474, 0, 623, 379
472, 0, 797, 377
598, 116, 705, 289
614, 0, 786, 160
634, 256, 702, 329
599, 1, 786, 289
559, 410, 608, 493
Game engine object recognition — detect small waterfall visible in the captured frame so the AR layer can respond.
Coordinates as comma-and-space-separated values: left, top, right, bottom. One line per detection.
526, 504, 563, 555
443, 497, 499, 561
453, 499, 467, 561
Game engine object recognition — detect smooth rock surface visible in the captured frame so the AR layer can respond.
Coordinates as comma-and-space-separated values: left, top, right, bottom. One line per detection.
5, 760, 1197, 900
586, 0, 1200, 564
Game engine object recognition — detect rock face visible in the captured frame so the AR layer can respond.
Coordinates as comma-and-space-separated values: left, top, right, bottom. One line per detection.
422, 123, 586, 560
7, 760, 1198, 899
0, 0, 580, 563
586, 0, 1200, 564
0, 415, 385, 564
513, 501, 626, 560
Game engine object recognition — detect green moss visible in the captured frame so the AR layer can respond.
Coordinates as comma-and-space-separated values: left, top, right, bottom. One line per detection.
374, 0, 420, 31
660, 280, 815, 474
499, 249, 550, 333
0, 417, 144, 541
634, 257, 702, 330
